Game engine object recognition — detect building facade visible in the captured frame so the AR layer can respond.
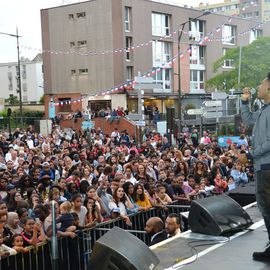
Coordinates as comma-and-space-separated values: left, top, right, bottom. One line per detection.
199, 0, 270, 22
41, 0, 270, 117
0, 54, 44, 104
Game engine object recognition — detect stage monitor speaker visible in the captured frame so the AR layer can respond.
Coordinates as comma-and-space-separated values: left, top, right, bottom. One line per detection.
88, 227, 159, 270
188, 194, 253, 236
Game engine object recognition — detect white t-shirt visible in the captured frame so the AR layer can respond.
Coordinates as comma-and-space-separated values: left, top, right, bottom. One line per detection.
72, 206, 88, 226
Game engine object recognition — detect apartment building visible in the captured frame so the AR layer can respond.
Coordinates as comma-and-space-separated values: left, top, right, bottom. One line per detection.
0, 54, 43, 103
199, 0, 270, 22
41, 0, 270, 117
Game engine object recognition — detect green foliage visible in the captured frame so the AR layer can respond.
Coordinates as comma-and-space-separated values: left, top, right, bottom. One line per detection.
12, 109, 44, 118
206, 37, 270, 90
5, 95, 19, 105
39, 95, 45, 104
184, 103, 196, 112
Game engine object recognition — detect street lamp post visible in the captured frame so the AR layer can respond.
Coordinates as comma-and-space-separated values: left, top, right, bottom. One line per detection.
177, 11, 211, 135
0, 28, 23, 128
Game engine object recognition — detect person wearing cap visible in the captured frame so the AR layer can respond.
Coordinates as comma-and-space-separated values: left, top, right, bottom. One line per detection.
39, 162, 55, 181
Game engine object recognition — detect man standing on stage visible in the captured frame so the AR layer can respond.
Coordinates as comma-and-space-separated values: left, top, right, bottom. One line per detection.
241, 73, 270, 262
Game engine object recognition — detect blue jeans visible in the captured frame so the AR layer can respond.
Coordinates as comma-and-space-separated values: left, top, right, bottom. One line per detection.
255, 169, 270, 241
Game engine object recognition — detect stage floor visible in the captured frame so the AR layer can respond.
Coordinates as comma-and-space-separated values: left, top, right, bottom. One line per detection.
152, 204, 270, 270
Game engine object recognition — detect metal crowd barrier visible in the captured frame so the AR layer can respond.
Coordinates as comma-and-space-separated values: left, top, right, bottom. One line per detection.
0, 200, 191, 270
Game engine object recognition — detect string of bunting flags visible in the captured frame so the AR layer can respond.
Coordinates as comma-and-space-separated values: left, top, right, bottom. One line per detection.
46, 17, 265, 106
20, 13, 266, 58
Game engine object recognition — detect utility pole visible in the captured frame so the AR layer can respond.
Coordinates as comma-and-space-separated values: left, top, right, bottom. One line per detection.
0, 28, 23, 128
177, 11, 211, 136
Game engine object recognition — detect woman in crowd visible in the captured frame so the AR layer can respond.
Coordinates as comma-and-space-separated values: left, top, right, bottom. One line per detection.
84, 197, 102, 226
134, 183, 152, 210
174, 161, 189, 178
192, 161, 209, 183
57, 177, 72, 200
135, 164, 149, 182
109, 186, 134, 216
230, 162, 248, 186
7, 191, 23, 212
122, 181, 139, 214
71, 193, 87, 226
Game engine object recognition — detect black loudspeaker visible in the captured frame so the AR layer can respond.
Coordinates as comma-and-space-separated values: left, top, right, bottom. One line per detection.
188, 194, 253, 236
166, 107, 175, 132
88, 227, 159, 270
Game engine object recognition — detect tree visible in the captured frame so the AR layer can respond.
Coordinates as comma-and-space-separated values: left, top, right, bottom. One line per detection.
206, 37, 270, 91
5, 95, 19, 105
39, 94, 45, 104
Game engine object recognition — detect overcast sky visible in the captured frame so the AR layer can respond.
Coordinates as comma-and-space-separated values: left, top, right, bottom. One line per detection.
0, 0, 222, 63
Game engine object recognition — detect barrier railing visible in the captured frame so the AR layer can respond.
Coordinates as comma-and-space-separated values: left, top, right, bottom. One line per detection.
0, 200, 190, 270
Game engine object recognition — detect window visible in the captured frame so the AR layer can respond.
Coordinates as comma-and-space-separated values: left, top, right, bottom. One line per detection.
152, 68, 172, 90
189, 20, 205, 41
58, 98, 71, 112
77, 12, 86, 18
190, 70, 204, 91
152, 41, 172, 64
23, 83, 27, 92
190, 45, 205, 65
125, 37, 132, 60
22, 65, 26, 79
23, 95, 28, 102
223, 48, 234, 68
16, 66, 19, 76
222, 25, 236, 45
68, 14, 74, 20
71, 69, 76, 75
79, 69, 88, 75
250, 29, 262, 43
152, 13, 170, 36
77, 40, 87, 47
70, 42, 76, 48
124, 7, 131, 32
126, 66, 133, 80
8, 72, 13, 91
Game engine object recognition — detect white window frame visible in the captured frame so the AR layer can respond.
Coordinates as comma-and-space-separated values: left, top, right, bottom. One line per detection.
222, 25, 236, 45
126, 37, 132, 61
126, 66, 133, 80
190, 70, 204, 91
190, 45, 205, 65
223, 48, 234, 68
152, 13, 170, 36
23, 95, 28, 102
152, 41, 172, 64
8, 71, 13, 91
22, 65, 27, 79
249, 29, 262, 43
124, 7, 131, 32
189, 20, 205, 41
23, 83, 27, 92
152, 68, 172, 91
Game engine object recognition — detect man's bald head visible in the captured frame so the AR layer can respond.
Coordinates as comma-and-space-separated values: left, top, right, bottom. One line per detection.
145, 217, 164, 236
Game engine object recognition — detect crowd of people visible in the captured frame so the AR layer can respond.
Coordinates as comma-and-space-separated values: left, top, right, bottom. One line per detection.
0, 124, 254, 258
